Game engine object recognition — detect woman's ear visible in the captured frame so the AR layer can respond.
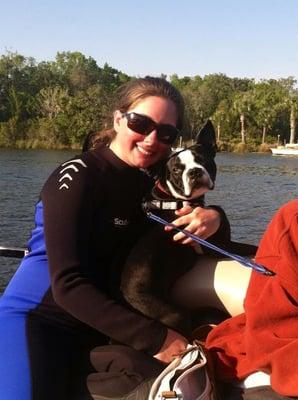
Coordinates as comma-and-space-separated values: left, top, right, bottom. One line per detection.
113, 110, 123, 131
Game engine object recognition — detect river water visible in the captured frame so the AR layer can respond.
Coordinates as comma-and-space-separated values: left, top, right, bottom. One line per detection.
0, 149, 297, 292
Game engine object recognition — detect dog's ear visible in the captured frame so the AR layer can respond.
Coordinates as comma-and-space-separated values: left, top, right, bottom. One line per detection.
195, 120, 216, 147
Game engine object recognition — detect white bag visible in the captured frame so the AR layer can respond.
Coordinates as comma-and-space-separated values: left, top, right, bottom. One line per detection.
148, 342, 216, 400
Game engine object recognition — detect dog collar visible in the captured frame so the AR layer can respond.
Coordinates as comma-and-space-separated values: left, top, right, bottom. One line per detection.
144, 199, 183, 211
143, 183, 184, 212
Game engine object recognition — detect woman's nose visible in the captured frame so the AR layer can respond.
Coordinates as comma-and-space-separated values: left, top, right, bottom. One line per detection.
144, 129, 158, 144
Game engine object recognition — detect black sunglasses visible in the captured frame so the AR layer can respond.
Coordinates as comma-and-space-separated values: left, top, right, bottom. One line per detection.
122, 112, 180, 145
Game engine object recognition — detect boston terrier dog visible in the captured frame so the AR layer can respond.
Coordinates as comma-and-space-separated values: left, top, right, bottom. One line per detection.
120, 120, 229, 336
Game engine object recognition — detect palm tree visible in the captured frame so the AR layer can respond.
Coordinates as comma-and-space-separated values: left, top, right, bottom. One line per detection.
233, 91, 254, 144
289, 99, 296, 144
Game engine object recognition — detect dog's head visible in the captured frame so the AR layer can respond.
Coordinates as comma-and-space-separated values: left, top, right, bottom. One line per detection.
158, 120, 217, 200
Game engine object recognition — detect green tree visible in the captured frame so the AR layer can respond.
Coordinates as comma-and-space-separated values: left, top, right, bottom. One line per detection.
53, 51, 100, 93
271, 77, 298, 144
212, 99, 233, 141
66, 84, 112, 146
98, 62, 130, 93
170, 74, 194, 91
35, 86, 70, 119
0, 52, 36, 122
250, 81, 286, 143
233, 91, 255, 144
289, 94, 298, 144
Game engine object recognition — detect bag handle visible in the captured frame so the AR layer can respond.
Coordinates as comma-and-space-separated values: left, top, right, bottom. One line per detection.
148, 342, 208, 400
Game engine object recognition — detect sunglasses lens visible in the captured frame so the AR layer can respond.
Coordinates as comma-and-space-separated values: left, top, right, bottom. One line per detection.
126, 114, 152, 135
157, 126, 179, 145
125, 113, 179, 145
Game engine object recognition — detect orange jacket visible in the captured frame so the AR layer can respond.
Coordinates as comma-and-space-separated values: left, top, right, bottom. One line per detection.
206, 199, 298, 396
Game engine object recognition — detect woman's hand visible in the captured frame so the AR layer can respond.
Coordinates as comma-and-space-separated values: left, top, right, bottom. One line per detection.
165, 205, 221, 244
153, 329, 188, 364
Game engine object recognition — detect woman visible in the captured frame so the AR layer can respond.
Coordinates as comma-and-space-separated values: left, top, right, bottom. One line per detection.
0, 77, 228, 399
206, 199, 298, 399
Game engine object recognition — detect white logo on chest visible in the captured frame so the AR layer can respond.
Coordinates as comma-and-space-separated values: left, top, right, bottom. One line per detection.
113, 218, 130, 227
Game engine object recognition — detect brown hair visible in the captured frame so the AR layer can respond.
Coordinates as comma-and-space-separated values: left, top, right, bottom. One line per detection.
82, 76, 185, 151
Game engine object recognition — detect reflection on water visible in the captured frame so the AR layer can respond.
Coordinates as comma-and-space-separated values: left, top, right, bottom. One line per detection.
0, 150, 297, 291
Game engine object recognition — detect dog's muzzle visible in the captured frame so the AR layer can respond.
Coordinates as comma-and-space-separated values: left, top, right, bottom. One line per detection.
188, 168, 204, 179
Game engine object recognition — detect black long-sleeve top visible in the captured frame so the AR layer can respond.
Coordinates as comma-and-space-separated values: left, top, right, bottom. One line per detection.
38, 144, 168, 354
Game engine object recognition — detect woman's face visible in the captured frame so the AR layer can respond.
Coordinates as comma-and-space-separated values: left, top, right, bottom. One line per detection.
110, 96, 178, 169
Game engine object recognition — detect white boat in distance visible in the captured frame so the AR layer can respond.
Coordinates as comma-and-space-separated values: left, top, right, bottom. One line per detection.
270, 143, 298, 156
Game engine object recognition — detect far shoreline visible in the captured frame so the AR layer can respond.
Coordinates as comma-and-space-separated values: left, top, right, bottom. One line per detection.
0, 142, 274, 154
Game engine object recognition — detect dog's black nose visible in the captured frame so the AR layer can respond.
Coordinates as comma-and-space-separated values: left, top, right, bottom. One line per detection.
189, 168, 203, 179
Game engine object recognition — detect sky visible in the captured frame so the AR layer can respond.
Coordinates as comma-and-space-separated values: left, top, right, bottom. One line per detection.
1, 0, 298, 81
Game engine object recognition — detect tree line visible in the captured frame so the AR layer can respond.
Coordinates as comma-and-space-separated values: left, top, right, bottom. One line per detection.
0, 51, 297, 151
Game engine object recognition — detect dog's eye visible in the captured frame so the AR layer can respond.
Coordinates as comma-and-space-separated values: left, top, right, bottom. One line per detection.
173, 167, 181, 174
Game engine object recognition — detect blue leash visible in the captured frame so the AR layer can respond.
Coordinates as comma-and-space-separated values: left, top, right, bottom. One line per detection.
147, 212, 275, 276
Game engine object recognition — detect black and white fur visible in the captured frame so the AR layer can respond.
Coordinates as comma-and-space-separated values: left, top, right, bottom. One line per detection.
121, 121, 224, 336
157, 121, 217, 202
